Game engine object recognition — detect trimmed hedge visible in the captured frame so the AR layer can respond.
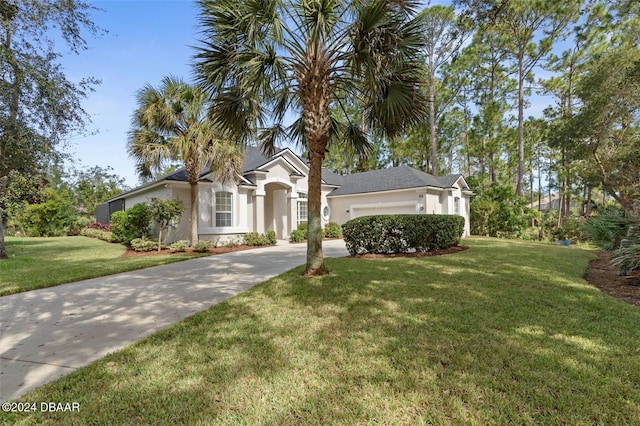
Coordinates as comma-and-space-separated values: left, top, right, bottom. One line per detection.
130, 237, 156, 252
244, 230, 277, 246
80, 227, 114, 242
342, 214, 465, 255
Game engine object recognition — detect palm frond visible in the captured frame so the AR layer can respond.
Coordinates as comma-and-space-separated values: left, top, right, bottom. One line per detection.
365, 68, 428, 138
209, 87, 264, 143
258, 124, 290, 156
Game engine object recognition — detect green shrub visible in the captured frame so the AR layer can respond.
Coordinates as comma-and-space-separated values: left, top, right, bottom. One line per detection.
468, 179, 530, 238
72, 216, 93, 236
342, 214, 464, 255
611, 224, 640, 275
80, 227, 114, 242
289, 221, 328, 242
109, 211, 127, 242
169, 240, 189, 252
582, 208, 634, 251
244, 232, 268, 246
17, 187, 78, 237
324, 221, 342, 238
130, 237, 156, 252
110, 203, 151, 245
244, 231, 278, 246
289, 228, 306, 243
266, 230, 277, 245
193, 240, 213, 252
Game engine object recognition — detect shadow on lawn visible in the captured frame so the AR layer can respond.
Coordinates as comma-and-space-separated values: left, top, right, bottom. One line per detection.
6, 239, 640, 424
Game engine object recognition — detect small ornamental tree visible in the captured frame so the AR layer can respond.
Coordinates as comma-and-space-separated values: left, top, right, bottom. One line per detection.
148, 198, 185, 251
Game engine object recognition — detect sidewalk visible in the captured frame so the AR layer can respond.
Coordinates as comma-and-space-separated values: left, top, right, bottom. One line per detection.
0, 239, 348, 403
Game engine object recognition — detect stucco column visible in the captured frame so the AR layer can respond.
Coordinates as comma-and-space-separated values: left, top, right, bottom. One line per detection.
287, 191, 299, 237
254, 190, 265, 234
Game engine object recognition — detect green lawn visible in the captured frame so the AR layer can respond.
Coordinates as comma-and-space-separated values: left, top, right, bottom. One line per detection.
0, 236, 208, 296
4, 238, 640, 425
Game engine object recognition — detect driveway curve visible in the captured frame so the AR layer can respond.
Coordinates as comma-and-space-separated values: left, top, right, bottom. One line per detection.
0, 239, 348, 402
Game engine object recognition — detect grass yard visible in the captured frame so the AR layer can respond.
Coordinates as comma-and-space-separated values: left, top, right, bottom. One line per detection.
0, 236, 208, 296
4, 238, 640, 425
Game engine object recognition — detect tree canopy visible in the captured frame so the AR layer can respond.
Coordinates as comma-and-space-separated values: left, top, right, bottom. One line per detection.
0, 0, 101, 258
194, 0, 428, 276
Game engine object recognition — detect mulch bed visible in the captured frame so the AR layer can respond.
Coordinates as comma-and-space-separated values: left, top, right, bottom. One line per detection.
584, 251, 640, 307
120, 244, 257, 258
348, 245, 469, 259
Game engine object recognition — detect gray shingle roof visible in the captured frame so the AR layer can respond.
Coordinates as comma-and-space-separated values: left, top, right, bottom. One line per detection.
242, 145, 286, 172
110, 145, 467, 202
327, 165, 462, 196
321, 168, 344, 186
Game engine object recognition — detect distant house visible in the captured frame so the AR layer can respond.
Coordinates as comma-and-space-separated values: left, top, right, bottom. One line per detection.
528, 194, 578, 213
98, 146, 473, 243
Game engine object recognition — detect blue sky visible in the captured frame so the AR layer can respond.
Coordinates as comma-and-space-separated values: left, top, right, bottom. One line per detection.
62, 0, 200, 188
61, 0, 549, 188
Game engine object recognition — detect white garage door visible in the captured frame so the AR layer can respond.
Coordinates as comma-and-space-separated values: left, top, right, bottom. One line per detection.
352, 204, 417, 218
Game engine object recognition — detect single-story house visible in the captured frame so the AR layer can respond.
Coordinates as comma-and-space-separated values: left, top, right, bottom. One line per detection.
98, 146, 473, 243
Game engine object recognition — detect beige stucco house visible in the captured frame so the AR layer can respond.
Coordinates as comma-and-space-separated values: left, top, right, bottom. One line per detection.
99, 146, 472, 243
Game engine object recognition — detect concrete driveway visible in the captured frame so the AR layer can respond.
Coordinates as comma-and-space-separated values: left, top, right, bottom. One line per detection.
0, 239, 348, 403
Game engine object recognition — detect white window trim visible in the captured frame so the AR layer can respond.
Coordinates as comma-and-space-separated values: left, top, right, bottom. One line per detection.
215, 191, 233, 228
297, 196, 308, 226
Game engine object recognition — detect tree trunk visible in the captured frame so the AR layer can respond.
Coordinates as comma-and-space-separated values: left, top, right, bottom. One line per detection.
0, 211, 8, 259
304, 149, 328, 277
429, 66, 438, 176
530, 168, 535, 226
157, 228, 163, 252
516, 53, 525, 197
190, 182, 198, 244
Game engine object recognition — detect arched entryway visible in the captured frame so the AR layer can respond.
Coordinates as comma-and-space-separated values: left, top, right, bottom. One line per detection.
263, 181, 294, 240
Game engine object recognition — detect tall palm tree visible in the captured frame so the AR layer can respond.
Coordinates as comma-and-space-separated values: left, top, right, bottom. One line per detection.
195, 0, 428, 276
127, 76, 244, 244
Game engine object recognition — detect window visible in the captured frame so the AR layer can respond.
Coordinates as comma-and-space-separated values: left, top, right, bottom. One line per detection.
322, 205, 330, 221
454, 197, 460, 215
297, 192, 308, 226
215, 191, 233, 227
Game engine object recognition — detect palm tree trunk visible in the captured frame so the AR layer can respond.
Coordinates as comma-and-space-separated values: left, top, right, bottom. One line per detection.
304, 149, 328, 277
190, 182, 198, 244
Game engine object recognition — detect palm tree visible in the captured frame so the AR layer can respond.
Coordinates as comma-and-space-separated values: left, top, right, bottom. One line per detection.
127, 76, 244, 244
195, 0, 428, 276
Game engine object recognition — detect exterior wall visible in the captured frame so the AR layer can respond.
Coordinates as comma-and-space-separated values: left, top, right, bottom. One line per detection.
169, 186, 192, 243
328, 186, 472, 237
125, 185, 172, 209
424, 190, 443, 214
197, 181, 250, 239
265, 186, 288, 238
328, 189, 422, 224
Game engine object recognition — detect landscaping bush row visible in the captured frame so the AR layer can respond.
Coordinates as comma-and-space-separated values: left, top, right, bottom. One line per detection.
80, 227, 114, 242
243, 230, 277, 246
289, 221, 342, 242
342, 214, 465, 255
